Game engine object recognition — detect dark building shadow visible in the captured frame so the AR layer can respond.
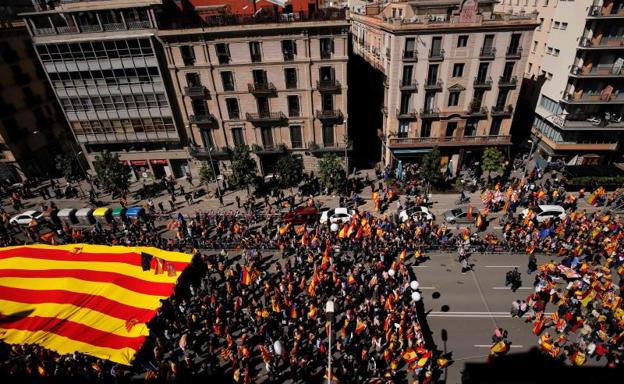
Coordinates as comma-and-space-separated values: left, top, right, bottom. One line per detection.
347, 49, 383, 169
462, 347, 624, 384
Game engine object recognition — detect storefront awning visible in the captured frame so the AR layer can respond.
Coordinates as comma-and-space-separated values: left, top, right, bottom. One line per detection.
392, 148, 433, 155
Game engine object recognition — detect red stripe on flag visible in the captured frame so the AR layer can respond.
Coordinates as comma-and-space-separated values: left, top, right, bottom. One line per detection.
0, 248, 189, 271
0, 315, 146, 351
0, 287, 154, 323
0, 269, 174, 297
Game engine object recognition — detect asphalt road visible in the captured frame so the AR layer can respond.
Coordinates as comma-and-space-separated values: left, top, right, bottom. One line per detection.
415, 251, 568, 383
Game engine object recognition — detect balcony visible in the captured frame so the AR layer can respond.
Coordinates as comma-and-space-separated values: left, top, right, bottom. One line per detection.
570, 66, 624, 78
420, 108, 440, 119
403, 50, 418, 62
429, 49, 445, 61
479, 47, 496, 60
506, 46, 522, 59
399, 79, 418, 92
588, 5, 624, 18
562, 92, 624, 104
490, 105, 514, 117
308, 142, 352, 153
34, 27, 56, 36
316, 109, 344, 123
246, 111, 287, 125
388, 135, 512, 148
79, 24, 102, 33
127, 20, 152, 29
498, 76, 518, 89
248, 82, 277, 96
252, 143, 287, 154
554, 112, 624, 130
579, 36, 624, 49
184, 86, 209, 98
188, 146, 231, 160
473, 76, 493, 89
531, 127, 619, 151
189, 113, 216, 124
56, 25, 78, 34
317, 79, 342, 93
424, 79, 443, 91
103, 23, 125, 31
396, 109, 418, 120
466, 106, 489, 118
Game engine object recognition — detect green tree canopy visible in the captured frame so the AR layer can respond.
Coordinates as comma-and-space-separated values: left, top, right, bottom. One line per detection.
275, 153, 303, 188
198, 162, 216, 186
318, 153, 346, 191
93, 151, 130, 194
229, 146, 257, 189
481, 147, 506, 178
55, 154, 83, 182
421, 146, 443, 186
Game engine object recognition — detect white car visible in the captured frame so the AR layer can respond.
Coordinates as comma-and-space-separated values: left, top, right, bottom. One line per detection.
399, 206, 434, 223
521, 205, 566, 223
320, 207, 356, 224
10, 210, 44, 226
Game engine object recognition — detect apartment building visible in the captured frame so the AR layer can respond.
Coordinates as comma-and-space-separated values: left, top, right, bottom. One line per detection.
529, 0, 623, 164
351, 0, 537, 172
21, 0, 191, 181
158, 3, 349, 175
495, 0, 558, 79
0, 14, 71, 182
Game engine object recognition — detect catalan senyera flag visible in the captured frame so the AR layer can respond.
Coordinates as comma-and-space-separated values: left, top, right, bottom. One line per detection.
0, 244, 192, 366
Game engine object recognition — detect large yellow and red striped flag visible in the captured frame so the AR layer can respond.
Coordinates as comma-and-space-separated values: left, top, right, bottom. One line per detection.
0, 244, 192, 365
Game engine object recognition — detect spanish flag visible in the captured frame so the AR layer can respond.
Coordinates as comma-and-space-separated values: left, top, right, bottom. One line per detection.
321, 253, 330, 270
402, 348, 418, 363
0, 244, 191, 365
233, 223, 241, 234
278, 223, 291, 236
338, 224, 350, 239
355, 319, 367, 335
467, 205, 473, 221
240, 266, 253, 285
348, 274, 357, 285
399, 249, 407, 261
289, 304, 298, 319
308, 304, 318, 319
295, 225, 306, 236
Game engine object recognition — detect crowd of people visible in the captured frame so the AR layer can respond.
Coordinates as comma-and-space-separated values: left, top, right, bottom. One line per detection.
0, 162, 623, 382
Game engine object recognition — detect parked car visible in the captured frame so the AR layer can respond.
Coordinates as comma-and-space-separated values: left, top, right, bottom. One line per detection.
443, 207, 475, 224
283, 207, 319, 225
520, 205, 566, 223
320, 207, 356, 224
399, 206, 434, 223
10, 210, 44, 226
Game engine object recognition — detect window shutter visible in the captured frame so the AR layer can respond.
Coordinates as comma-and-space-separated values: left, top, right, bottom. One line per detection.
330, 39, 335, 53
293, 41, 297, 55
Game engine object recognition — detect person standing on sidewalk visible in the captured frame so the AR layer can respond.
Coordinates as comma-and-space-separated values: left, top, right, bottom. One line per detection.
236, 195, 241, 209
527, 253, 537, 274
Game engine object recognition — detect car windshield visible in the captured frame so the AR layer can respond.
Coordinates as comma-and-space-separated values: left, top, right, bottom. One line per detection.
326, 209, 335, 217
451, 209, 463, 216
532, 207, 544, 214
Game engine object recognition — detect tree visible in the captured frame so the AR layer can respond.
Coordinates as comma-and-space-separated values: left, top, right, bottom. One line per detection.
421, 146, 443, 191
275, 153, 303, 188
93, 151, 130, 194
198, 162, 216, 186
481, 147, 505, 179
55, 154, 83, 182
229, 146, 257, 190
318, 153, 346, 192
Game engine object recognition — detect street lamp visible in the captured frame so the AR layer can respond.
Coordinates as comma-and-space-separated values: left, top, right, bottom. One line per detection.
325, 299, 335, 384
524, 139, 537, 178
205, 146, 222, 205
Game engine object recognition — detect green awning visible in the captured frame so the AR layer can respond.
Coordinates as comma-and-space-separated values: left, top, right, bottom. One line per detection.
392, 148, 433, 155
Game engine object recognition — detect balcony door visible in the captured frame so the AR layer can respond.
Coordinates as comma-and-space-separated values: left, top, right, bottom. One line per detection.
322, 94, 333, 111
402, 65, 413, 85
320, 66, 334, 82
201, 129, 214, 149
483, 34, 494, 51
257, 97, 270, 116
424, 92, 435, 111
431, 36, 442, 55
477, 62, 489, 82
252, 69, 267, 86
509, 33, 521, 53
261, 127, 273, 147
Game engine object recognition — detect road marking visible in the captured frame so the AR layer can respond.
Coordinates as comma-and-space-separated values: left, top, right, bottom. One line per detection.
474, 344, 524, 348
427, 311, 552, 318
492, 287, 533, 290
485, 265, 519, 268
419, 286, 436, 290
413, 265, 429, 268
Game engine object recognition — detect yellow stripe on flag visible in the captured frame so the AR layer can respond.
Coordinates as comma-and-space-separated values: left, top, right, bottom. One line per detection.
0, 277, 166, 310
0, 327, 138, 365
0, 299, 149, 338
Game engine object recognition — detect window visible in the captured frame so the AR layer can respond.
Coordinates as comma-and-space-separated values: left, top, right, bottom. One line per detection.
320, 38, 334, 59
528, 62, 533, 73
290, 125, 303, 148
554, 21, 560, 29
445, 122, 457, 137
404, 37, 416, 57
232, 127, 245, 147
398, 121, 409, 138
431, 36, 442, 56
502, 62, 515, 80
260, 127, 273, 147
252, 69, 268, 86
496, 90, 509, 108
282, 40, 297, 61
400, 93, 411, 113
191, 99, 209, 116
225, 98, 240, 119
285, 68, 297, 89
544, 0, 549, 5
249, 41, 262, 62
547, 47, 553, 55
420, 121, 431, 137
287, 95, 300, 117
322, 124, 334, 146
457, 35, 468, 47
402, 65, 413, 85
452, 63, 464, 77
180, 45, 195, 66
215, 43, 230, 64
465, 119, 478, 136
532, 41, 538, 53
321, 93, 333, 111
553, 49, 560, 56
221, 71, 234, 91
448, 91, 460, 106
490, 119, 502, 136
561, 22, 568, 30
477, 62, 489, 81
427, 64, 439, 83
548, 19, 553, 32
538, 18, 544, 30
201, 129, 214, 149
